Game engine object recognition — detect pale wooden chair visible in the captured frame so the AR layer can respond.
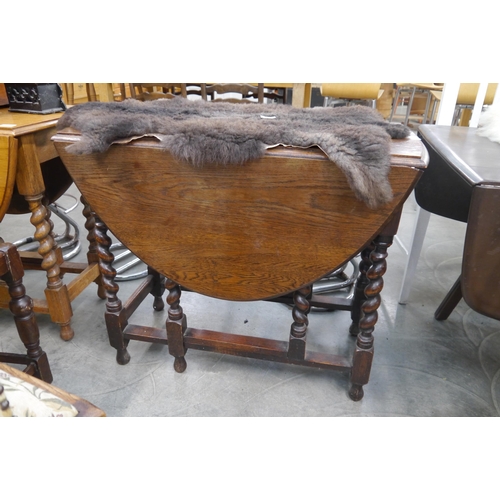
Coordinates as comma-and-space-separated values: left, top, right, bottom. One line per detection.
426, 83, 498, 125
62, 83, 128, 104
62, 83, 98, 105
321, 83, 384, 108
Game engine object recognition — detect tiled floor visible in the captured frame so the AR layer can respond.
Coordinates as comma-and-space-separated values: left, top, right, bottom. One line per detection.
1, 180, 500, 417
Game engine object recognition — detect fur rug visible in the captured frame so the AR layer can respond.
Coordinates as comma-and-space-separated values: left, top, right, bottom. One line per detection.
57, 98, 410, 208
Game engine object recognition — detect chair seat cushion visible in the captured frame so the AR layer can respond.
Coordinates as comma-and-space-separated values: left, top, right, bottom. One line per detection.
0, 369, 78, 417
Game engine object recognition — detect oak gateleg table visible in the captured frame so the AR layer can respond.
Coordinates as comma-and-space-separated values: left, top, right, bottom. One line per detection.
53, 130, 427, 400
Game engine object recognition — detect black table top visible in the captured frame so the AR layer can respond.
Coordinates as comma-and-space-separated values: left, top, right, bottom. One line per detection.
418, 125, 500, 185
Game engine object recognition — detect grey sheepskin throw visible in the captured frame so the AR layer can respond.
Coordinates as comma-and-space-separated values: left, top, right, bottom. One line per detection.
57, 97, 410, 208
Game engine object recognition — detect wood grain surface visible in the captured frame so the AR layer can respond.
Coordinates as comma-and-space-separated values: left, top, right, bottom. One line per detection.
54, 133, 426, 301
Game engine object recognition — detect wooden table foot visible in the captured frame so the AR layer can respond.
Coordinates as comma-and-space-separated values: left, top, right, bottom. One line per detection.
165, 278, 188, 373
58, 322, 74, 341
349, 383, 364, 401
173, 356, 187, 373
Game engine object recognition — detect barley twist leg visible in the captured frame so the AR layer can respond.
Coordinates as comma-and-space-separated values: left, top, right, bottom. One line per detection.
26, 193, 74, 341
349, 235, 392, 401
94, 214, 130, 365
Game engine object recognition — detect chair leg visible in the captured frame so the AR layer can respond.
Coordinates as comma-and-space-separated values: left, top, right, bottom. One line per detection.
389, 86, 401, 122
65, 83, 75, 105
422, 91, 432, 123
86, 83, 97, 102
0, 242, 52, 382
434, 276, 463, 320
398, 206, 432, 304
404, 86, 417, 126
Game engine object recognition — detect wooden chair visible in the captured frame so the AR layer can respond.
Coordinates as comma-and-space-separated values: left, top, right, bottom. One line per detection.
435, 184, 500, 321
127, 84, 274, 104
52, 127, 427, 401
0, 241, 52, 382
62, 83, 128, 103
321, 83, 384, 108
246, 84, 291, 104
62, 83, 98, 105
204, 83, 265, 103
262, 84, 292, 104
111, 83, 127, 101
129, 83, 188, 101
426, 83, 498, 126
184, 84, 209, 99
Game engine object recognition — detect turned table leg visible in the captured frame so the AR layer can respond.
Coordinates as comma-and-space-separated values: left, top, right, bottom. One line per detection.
165, 278, 187, 373
81, 195, 106, 300
26, 193, 74, 340
94, 213, 130, 365
288, 285, 312, 360
349, 243, 374, 337
16, 134, 74, 341
148, 266, 165, 312
349, 234, 393, 401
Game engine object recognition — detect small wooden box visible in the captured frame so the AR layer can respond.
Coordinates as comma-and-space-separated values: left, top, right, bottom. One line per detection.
5, 83, 66, 114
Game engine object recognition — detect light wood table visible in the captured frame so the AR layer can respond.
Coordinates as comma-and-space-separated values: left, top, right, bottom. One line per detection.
0, 108, 103, 340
